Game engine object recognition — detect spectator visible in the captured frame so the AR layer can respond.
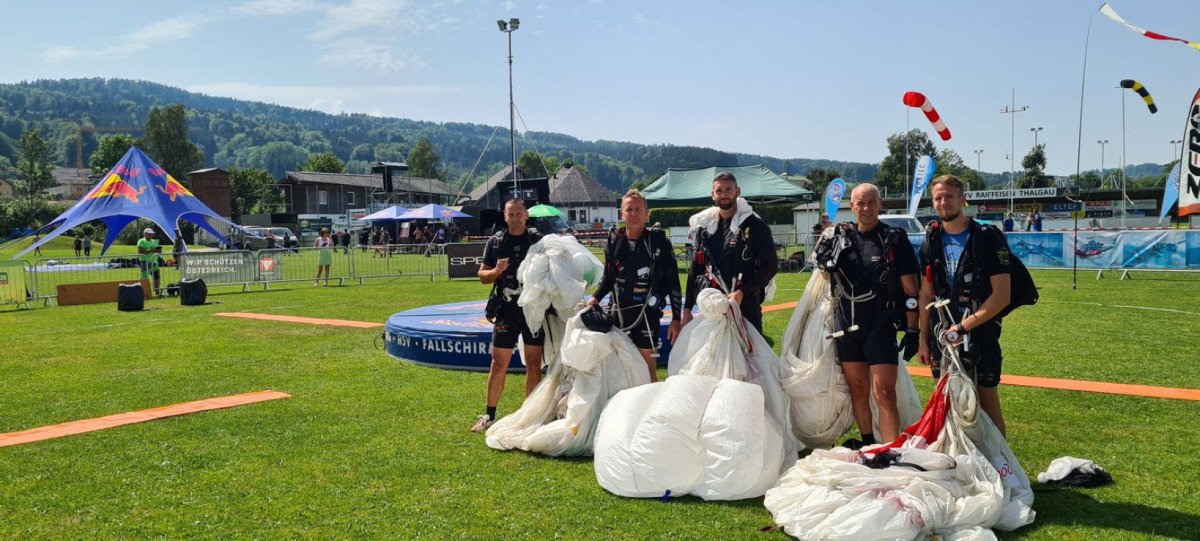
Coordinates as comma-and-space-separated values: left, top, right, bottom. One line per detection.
314, 228, 333, 286
1003, 212, 1015, 232
82, 235, 92, 257
137, 228, 163, 296
172, 228, 187, 267
73, 235, 82, 256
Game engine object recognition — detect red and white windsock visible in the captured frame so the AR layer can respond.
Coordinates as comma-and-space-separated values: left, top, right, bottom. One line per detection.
902, 91, 952, 141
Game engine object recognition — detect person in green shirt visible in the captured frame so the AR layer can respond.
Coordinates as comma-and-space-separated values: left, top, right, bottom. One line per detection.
137, 227, 163, 296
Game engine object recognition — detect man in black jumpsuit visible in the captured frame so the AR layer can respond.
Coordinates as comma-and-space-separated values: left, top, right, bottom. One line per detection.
683, 172, 778, 334
588, 190, 682, 381
821, 183, 919, 448
471, 198, 545, 432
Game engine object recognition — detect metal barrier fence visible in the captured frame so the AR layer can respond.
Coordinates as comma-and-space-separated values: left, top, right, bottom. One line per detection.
27, 253, 186, 302
352, 244, 444, 283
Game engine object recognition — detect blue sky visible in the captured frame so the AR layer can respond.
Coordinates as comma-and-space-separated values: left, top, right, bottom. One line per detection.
2, 0, 1198, 175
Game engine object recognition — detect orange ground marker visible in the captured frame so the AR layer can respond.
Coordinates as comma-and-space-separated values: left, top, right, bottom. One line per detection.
762, 300, 1199, 401
762, 300, 799, 314
215, 312, 383, 328
904, 366, 1200, 401
0, 390, 291, 448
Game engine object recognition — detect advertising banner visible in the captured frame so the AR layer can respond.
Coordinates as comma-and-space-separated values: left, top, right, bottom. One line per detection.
446, 242, 488, 279
1006, 230, 1200, 270
180, 251, 257, 283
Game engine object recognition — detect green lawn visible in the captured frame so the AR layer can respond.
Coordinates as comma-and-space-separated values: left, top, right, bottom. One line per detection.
0, 270, 1197, 539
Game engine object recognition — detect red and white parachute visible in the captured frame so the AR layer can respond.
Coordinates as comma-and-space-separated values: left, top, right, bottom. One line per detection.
903, 91, 952, 141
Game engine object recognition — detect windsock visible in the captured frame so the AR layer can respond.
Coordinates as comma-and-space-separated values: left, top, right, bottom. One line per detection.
1119, 80, 1157, 113
902, 91, 951, 140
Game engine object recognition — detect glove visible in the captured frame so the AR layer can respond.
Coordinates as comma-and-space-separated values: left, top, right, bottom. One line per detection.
899, 329, 920, 361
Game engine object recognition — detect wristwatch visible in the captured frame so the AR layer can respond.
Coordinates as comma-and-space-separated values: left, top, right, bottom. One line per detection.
905, 297, 919, 311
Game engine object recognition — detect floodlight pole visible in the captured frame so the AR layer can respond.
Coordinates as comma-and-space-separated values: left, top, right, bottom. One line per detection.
499, 18, 520, 197
1120, 88, 1127, 229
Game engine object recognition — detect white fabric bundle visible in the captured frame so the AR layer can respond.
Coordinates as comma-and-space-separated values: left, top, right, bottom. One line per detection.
765, 364, 1035, 540
779, 269, 923, 449
486, 309, 651, 456
517, 233, 603, 331
594, 288, 798, 500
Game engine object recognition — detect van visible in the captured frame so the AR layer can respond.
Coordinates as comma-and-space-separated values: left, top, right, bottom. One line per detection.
878, 214, 923, 260
236, 227, 298, 250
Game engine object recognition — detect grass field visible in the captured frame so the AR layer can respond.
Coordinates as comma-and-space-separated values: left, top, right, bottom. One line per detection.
1, 263, 1198, 539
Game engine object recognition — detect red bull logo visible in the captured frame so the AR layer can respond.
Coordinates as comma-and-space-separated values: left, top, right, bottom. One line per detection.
156, 175, 194, 201
88, 174, 147, 203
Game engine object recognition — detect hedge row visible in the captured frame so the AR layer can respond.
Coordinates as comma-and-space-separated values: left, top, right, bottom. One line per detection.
649, 203, 796, 228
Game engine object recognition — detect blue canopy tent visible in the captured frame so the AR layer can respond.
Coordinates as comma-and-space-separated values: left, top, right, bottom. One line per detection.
13, 146, 237, 259
361, 205, 412, 221
397, 204, 470, 220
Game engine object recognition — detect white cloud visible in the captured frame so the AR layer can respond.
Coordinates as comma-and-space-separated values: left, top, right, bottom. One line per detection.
186, 82, 459, 115
234, 0, 324, 16
319, 38, 425, 72
535, 3, 548, 10
308, 0, 406, 41
43, 16, 203, 61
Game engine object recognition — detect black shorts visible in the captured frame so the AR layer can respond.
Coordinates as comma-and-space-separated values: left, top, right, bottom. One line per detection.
835, 320, 899, 366
930, 318, 1003, 388
491, 302, 544, 350
616, 307, 662, 351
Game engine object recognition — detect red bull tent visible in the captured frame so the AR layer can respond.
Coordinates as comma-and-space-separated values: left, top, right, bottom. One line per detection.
13, 146, 236, 258
640, 165, 813, 208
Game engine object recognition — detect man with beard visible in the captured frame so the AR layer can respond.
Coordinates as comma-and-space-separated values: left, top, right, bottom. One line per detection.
918, 175, 1013, 437
683, 172, 777, 334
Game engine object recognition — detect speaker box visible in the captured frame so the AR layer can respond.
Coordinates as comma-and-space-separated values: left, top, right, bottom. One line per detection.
180, 278, 208, 306
117, 283, 145, 311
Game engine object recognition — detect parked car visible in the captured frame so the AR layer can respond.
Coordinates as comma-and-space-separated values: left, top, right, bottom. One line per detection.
878, 214, 923, 261
235, 226, 298, 250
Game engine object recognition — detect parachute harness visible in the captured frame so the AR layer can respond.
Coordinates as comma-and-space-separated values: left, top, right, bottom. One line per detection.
606, 229, 664, 358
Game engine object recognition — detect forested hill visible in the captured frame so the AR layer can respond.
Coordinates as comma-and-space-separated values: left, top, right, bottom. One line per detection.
0, 78, 877, 192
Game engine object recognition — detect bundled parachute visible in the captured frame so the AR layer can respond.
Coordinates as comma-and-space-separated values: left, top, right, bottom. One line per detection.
778, 264, 922, 449
1119, 79, 1157, 113
902, 91, 952, 141
486, 308, 651, 456
765, 300, 1034, 540
517, 233, 603, 330
594, 288, 798, 500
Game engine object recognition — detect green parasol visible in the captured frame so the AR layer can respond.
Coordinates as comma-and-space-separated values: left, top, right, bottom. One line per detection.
527, 204, 565, 218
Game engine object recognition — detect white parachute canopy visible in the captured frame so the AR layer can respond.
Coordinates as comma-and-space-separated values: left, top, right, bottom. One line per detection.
779, 268, 922, 449
594, 288, 799, 501
485, 309, 651, 456
765, 304, 1034, 540
517, 233, 602, 331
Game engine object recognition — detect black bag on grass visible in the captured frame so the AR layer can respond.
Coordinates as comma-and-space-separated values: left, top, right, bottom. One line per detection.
118, 282, 144, 312
180, 278, 208, 306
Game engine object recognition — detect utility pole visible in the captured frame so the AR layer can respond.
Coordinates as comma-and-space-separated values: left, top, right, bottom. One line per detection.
1030, 127, 1043, 149
1097, 140, 1109, 188
974, 149, 984, 187
1000, 89, 1028, 212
